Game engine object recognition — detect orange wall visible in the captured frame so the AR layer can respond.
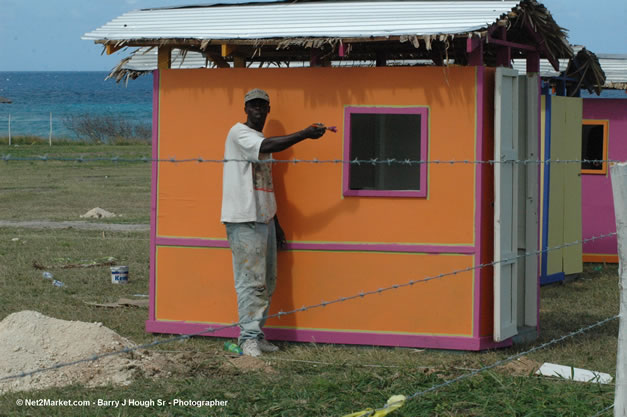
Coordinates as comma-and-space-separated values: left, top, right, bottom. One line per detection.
154, 66, 481, 339
157, 66, 478, 246
156, 246, 475, 336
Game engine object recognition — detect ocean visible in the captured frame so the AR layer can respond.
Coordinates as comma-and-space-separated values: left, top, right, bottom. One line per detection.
0, 71, 623, 140
0, 72, 153, 139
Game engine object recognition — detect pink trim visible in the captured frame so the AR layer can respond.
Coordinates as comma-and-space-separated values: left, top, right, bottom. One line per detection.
146, 320, 239, 338
342, 106, 429, 198
466, 36, 480, 53
472, 66, 484, 339
467, 36, 483, 66
264, 328, 511, 351
157, 237, 230, 248
149, 70, 160, 321
486, 36, 537, 52
345, 189, 426, 198
339, 42, 346, 57
155, 237, 475, 254
145, 320, 511, 351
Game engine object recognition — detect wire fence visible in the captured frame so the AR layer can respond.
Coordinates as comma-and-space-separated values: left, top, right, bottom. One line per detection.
0, 155, 623, 415
591, 404, 615, 417
0, 155, 623, 166
0, 113, 153, 142
0, 232, 618, 404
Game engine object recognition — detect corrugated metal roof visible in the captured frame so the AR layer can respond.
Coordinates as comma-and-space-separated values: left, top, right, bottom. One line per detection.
83, 1, 521, 41
511, 59, 567, 78
513, 55, 627, 88
597, 56, 627, 87
124, 48, 210, 70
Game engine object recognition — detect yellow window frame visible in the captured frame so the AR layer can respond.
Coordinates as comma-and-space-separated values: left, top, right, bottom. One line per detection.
581, 119, 609, 175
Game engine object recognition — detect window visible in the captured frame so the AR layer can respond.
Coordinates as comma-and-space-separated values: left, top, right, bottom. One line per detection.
581, 120, 608, 175
343, 106, 428, 197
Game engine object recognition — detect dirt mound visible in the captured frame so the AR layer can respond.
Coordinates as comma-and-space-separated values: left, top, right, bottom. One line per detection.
0, 311, 166, 394
80, 207, 117, 219
499, 356, 541, 376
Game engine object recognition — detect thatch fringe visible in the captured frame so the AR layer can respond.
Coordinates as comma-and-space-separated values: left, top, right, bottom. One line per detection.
276, 37, 342, 50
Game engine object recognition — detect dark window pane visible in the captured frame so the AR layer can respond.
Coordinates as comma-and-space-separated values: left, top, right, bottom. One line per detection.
349, 113, 422, 190
581, 124, 604, 170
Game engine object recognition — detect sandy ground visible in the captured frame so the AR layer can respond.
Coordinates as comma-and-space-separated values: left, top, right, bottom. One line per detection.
0, 311, 177, 394
0, 220, 148, 232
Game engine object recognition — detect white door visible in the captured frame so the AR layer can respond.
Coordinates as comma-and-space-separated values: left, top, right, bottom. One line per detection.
494, 67, 519, 342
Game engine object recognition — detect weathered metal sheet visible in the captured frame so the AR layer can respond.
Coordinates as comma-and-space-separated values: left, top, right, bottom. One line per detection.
513, 54, 627, 89
83, 1, 520, 41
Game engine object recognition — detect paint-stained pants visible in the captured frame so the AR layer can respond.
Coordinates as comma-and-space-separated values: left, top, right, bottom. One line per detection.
225, 221, 277, 344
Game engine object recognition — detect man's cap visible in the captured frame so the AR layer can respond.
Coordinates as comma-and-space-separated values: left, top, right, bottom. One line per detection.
245, 88, 270, 103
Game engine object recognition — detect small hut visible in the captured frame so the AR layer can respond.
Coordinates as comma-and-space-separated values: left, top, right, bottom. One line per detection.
84, 0, 572, 350
514, 50, 627, 272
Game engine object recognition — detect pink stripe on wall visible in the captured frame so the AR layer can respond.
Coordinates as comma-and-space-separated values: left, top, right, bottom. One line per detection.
155, 236, 475, 254
149, 70, 160, 322
145, 320, 512, 351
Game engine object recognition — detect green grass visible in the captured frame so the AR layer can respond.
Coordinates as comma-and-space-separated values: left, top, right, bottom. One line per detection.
0, 143, 151, 224
0, 143, 620, 416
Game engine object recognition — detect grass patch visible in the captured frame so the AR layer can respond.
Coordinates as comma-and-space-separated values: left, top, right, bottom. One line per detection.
0, 145, 620, 416
0, 143, 151, 223
0, 135, 79, 146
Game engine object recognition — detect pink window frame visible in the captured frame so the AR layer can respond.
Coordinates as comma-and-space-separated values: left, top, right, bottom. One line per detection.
343, 106, 429, 198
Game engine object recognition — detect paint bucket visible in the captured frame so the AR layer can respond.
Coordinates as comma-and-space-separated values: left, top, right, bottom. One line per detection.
110, 266, 129, 284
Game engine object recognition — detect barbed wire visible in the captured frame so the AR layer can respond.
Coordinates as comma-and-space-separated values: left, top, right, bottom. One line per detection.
590, 404, 615, 417
0, 231, 616, 386
410, 315, 619, 399
364, 314, 619, 416
1, 154, 624, 166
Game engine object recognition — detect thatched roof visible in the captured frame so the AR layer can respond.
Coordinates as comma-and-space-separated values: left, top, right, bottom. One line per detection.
561, 48, 606, 95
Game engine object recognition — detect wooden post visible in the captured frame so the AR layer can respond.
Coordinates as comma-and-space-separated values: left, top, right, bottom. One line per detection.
49, 112, 52, 146
466, 36, 483, 66
612, 162, 627, 417
8, 113, 11, 146
375, 52, 387, 67
233, 56, 246, 68
526, 51, 540, 74
158, 47, 172, 70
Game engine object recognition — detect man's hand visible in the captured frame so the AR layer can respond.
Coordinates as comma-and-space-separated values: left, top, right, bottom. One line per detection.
302, 124, 327, 139
274, 216, 287, 251
260, 123, 328, 153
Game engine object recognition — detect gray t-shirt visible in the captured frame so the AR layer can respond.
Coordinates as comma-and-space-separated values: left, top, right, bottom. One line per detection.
220, 123, 277, 223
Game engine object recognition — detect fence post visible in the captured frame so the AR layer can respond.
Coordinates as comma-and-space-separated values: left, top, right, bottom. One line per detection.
612, 162, 627, 417
8, 114, 11, 146
49, 112, 52, 146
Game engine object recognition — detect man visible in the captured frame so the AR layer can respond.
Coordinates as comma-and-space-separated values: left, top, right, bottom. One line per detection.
221, 88, 326, 357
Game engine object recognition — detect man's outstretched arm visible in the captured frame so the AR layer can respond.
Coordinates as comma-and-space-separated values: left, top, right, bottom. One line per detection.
259, 125, 326, 154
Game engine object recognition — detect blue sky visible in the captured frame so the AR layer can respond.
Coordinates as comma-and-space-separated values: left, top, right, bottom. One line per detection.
0, 0, 625, 71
